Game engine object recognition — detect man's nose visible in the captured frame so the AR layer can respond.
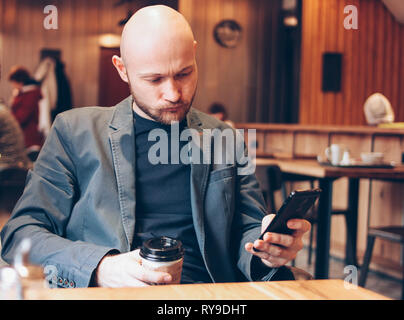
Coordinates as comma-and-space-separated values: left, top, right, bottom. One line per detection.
163, 78, 181, 103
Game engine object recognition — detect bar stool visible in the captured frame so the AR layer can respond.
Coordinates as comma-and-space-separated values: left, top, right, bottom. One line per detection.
359, 226, 404, 300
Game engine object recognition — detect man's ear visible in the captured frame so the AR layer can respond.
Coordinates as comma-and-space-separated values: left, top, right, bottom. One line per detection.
112, 55, 128, 83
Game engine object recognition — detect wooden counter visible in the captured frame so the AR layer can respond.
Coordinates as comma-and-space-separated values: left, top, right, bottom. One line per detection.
237, 123, 404, 161
237, 123, 404, 136
255, 158, 404, 180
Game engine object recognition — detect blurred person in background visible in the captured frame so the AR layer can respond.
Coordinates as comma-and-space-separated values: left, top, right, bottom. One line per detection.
0, 66, 31, 168
364, 93, 395, 126
8, 66, 44, 159
208, 102, 235, 127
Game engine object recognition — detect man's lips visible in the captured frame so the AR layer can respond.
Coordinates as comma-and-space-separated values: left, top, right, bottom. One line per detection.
162, 105, 183, 112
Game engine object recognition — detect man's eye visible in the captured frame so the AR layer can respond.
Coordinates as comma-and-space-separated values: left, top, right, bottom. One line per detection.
175, 72, 191, 79
148, 78, 162, 83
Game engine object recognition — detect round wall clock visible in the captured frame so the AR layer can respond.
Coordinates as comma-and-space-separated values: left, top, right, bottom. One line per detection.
213, 20, 242, 48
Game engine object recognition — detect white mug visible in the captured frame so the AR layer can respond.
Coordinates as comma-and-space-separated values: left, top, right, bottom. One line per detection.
325, 144, 344, 165
360, 152, 384, 164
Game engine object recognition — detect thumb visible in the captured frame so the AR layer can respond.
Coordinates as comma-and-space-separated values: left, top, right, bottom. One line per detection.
261, 214, 275, 233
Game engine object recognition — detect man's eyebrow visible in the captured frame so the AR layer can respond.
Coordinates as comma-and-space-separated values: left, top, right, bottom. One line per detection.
138, 65, 194, 78
177, 65, 194, 73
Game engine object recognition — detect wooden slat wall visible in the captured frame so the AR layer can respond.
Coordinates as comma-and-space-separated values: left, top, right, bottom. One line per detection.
300, 0, 404, 125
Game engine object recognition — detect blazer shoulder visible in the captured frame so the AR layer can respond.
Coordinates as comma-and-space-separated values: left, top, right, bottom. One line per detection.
189, 108, 234, 131
58, 106, 114, 119
56, 106, 115, 126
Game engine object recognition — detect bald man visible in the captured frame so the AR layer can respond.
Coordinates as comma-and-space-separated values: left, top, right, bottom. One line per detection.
1, 6, 310, 288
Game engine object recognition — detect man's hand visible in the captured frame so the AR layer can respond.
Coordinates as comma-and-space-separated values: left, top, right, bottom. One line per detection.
245, 214, 311, 268
95, 250, 173, 287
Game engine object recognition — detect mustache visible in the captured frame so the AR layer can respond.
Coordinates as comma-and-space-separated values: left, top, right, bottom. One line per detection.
158, 102, 188, 110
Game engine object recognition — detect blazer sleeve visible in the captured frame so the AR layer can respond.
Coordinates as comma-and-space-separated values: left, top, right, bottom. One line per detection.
0, 114, 118, 288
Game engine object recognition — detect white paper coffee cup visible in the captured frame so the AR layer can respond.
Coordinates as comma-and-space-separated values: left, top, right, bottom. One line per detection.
134, 237, 184, 285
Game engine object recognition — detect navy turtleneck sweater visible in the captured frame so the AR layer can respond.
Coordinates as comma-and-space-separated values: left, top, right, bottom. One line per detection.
132, 111, 212, 284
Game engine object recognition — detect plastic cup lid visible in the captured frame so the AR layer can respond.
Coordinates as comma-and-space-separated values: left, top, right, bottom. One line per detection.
140, 236, 184, 262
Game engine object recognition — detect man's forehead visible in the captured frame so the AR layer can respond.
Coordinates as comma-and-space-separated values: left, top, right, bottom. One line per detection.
125, 39, 196, 76
137, 64, 194, 77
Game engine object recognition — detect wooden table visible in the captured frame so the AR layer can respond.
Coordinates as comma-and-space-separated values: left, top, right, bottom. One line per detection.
255, 158, 404, 180
255, 158, 404, 279
24, 280, 388, 300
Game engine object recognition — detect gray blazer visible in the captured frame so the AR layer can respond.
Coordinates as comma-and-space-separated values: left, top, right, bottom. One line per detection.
1, 97, 270, 288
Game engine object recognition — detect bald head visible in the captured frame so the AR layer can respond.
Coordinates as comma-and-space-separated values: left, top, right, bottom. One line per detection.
120, 5, 195, 68
112, 5, 198, 124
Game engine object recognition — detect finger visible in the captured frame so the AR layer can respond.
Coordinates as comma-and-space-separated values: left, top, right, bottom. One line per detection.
129, 261, 173, 284
245, 242, 271, 260
287, 219, 311, 236
246, 241, 298, 267
260, 255, 290, 268
260, 237, 302, 261
265, 232, 294, 248
274, 244, 302, 261
261, 241, 300, 266
252, 238, 283, 257
127, 249, 173, 284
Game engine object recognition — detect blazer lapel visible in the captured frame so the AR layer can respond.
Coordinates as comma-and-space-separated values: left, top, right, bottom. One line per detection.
187, 109, 211, 271
108, 96, 136, 251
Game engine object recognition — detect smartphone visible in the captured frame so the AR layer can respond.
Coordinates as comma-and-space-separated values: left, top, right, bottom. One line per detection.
253, 189, 322, 251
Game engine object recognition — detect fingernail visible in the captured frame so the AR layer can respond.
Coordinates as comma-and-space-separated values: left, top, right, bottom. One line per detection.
164, 275, 172, 282
288, 222, 298, 228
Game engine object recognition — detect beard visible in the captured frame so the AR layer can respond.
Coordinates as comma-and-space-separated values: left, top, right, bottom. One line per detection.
128, 78, 196, 125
